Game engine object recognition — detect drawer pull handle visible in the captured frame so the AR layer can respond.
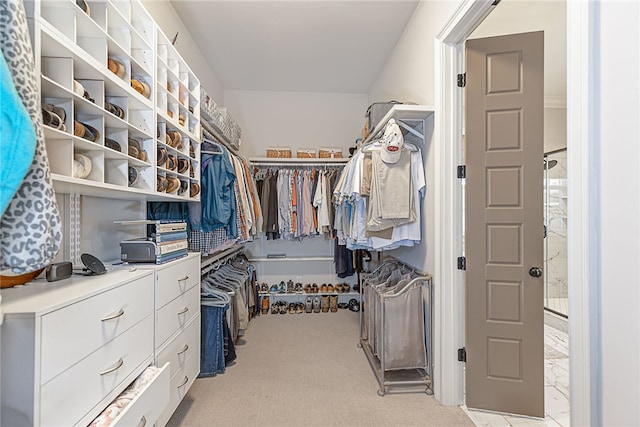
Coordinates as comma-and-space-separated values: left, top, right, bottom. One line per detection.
101, 308, 125, 322
177, 375, 189, 388
138, 415, 147, 427
100, 357, 124, 376
177, 307, 189, 315
177, 344, 189, 355
178, 275, 189, 282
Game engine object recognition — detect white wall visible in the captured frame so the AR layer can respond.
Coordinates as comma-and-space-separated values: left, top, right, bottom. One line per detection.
223, 90, 368, 158
142, 0, 224, 103
367, 0, 458, 275
544, 107, 567, 153
596, 1, 640, 424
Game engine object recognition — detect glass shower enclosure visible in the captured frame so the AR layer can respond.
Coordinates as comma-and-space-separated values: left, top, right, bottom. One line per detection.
543, 149, 568, 317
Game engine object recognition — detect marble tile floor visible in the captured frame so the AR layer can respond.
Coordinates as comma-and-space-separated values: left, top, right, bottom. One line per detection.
464, 323, 570, 427
545, 298, 568, 317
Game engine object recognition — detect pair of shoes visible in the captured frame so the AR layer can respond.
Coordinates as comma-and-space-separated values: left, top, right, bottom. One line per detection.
327, 284, 335, 293
289, 302, 305, 314
311, 284, 319, 293
329, 295, 338, 312
271, 300, 287, 314
42, 103, 67, 131
338, 302, 349, 310
348, 298, 360, 312
269, 284, 278, 293
261, 296, 270, 314
294, 283, 303, 293
259, 283, 269, 293
74, 121, 99, 142
313, 297, 321, 313
335, 284, 350, 293
320, 284, 328, 293
104, 100, 125, 119
286, 279, 294, 294
305, 297, 313, 313
321, 295, 330, 313
303, 284, 311, 293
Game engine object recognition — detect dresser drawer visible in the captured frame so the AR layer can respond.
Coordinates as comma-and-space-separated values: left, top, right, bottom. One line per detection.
157, 313, 200, 378
40, 274, 153, 385
39, 316, 153, 427
155, 285, 200, 348
156, 350, 200, 427
111, 363, 170, 427
155, 255, 200, 310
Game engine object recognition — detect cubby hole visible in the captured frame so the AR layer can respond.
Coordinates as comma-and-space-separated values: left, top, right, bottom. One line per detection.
77, 34, 107, 65
74, 114, 103, 147
104, 127, 127, 154
73, 148, 104, 182
131, 46, 153, 75
130, 1, 153, 46
85, 1, 107, 30
105, 158, 128, 186
42, 96, 73, 135
41, 2, 76, 42
77, 79, 104, 107
107, 53, 130, 82
108, 0, 130, 27
131, 163, 152, 191
41, 57, 73, 91
128, 107, 153, 137
44, 138, 73, 176
104, 95, 127, 121
75, 2, 105, 40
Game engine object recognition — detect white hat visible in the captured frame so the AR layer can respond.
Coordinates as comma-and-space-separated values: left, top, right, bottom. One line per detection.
380, 119, 404, 164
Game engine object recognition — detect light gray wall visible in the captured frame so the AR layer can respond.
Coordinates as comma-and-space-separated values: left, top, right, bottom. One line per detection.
223, 90, 368, 158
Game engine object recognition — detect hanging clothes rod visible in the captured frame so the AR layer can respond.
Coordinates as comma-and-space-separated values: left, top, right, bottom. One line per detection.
250, 158, 349, 168
201, 244, 244, 271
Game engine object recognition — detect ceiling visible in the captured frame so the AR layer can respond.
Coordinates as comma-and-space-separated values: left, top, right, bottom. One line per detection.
170, 0, 419, 94
171, 0, 565, 97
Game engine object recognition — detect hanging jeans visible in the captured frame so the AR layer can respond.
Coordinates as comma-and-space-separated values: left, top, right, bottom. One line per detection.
199, 303, 229, 377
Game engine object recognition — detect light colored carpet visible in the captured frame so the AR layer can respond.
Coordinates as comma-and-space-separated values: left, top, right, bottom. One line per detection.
167, 309, 474, 427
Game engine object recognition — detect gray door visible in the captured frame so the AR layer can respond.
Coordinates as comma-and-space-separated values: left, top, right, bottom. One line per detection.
465, 31, 544, 417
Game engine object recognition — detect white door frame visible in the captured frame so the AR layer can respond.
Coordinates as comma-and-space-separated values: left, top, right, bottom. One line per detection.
433, 0, 600, 425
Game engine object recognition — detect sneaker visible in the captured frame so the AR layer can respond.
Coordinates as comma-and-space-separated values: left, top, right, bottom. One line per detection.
327, 284, 335, 293
278, 281, 286, 293
294, 282, 303, 293
320, 284, 328, 293
269, 284, 278, 293
342, 284, 350, 293
261, 283, 269, 293
286, 279, 294, 293
313, 297, 321, 313
261, 296, 270, 314
305, 297, 313, 313
304, 284, 311, 293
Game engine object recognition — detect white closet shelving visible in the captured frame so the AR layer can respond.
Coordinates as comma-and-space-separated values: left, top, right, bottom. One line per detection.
31, 0, 201, 201
363, 104, 435, 145
155, 28, 201, 199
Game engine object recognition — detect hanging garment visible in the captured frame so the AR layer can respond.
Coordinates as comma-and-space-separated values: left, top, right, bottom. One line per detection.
0, 54, 36, 216
0, 0, 62, 273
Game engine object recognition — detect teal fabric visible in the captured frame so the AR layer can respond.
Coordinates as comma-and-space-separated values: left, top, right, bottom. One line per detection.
0, 54, 36, 216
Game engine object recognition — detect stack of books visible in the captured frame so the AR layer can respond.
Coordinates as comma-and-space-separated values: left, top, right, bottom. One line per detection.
148, 221, 188, 264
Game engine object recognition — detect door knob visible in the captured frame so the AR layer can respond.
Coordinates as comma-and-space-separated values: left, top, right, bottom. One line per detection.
529, 267, 543, 278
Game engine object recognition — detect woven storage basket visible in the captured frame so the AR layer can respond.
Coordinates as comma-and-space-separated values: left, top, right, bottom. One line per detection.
318, 147, 342, 158
296, 149, 316, 158
266, 147, 292, 158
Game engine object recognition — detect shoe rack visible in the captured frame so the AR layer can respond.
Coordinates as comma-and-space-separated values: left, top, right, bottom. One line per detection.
28, 0, 200, 201
155, 28, 201, 198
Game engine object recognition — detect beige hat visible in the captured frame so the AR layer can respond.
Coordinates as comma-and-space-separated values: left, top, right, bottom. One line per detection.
380, 119, 404, 164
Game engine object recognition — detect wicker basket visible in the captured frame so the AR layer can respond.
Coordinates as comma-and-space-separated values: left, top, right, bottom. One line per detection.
266, 147, 292, 158
296, 149, 316, 158
318, 147, 342, 158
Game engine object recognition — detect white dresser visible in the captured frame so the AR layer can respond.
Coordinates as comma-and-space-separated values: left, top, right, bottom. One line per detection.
134, 252, 201, 427
0, 269, 169, 427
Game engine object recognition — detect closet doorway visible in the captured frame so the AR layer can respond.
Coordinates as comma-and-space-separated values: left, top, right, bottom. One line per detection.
434, 0, 573, 423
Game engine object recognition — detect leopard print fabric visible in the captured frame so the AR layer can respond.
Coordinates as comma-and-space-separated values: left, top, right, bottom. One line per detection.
0, 0, 62, 273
